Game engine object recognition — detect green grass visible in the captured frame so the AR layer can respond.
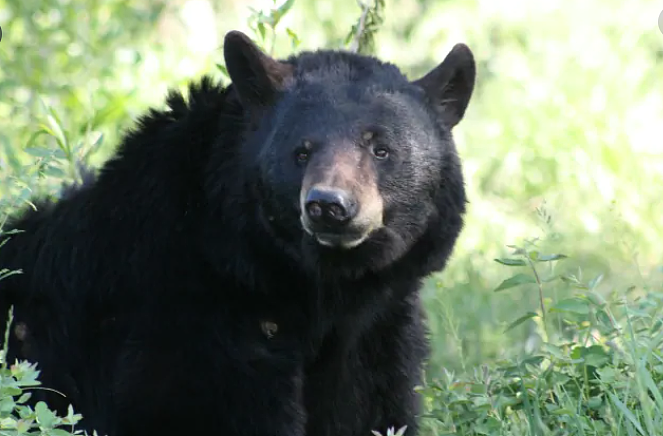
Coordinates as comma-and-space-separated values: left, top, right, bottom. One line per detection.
0, 0, 662, 434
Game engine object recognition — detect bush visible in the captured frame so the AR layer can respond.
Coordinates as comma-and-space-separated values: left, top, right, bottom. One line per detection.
419, 239, 663, 435
0, 308, 88, 436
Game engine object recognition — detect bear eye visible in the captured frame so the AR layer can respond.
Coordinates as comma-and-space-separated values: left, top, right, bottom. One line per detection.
295, 140, 313, 164
294, 148, 310, 164
372, 146, 390, 160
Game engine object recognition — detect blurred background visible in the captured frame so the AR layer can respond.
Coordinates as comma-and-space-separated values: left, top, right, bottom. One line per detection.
0, 0, 662, 428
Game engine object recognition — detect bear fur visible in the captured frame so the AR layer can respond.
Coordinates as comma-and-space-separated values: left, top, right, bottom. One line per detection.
0, 31, 476, 436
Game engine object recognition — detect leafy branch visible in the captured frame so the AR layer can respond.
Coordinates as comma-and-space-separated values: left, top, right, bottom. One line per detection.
345, 0, 385, 55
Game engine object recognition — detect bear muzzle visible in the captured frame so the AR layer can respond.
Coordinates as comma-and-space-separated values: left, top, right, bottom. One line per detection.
300, 185, 383, 249
304, 186, 358, 227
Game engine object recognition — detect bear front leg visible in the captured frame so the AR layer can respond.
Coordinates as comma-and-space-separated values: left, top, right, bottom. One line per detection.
359, 299, 429, 436
304, 295, 429, 436
214, 359, 307, 436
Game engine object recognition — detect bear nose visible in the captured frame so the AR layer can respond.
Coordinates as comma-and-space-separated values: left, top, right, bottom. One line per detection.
305, 187, 358, 227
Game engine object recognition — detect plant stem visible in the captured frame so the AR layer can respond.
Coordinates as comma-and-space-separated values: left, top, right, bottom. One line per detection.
349, 1, 370, 53
527, 257, 549, 341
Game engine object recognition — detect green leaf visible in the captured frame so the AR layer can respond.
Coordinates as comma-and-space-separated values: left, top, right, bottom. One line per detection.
45, 105, 69, 152
608, 393, 646, 435
587, 291, 607, 307
582, 345, 610, 367
0, 386, 22, 396
536, 253, 568, 262
62, 404, 82, 425
637, 364, 663, 413
474, 416, 502, 434
560, 275, 588, 290
271, 0, 295, 27
494, 258, 526, 266
494, 274, 535, 292
50, 429, 75, 436
90, 132, 105, 150
216, 63, 229, 78
23, 146, 53, 158
541, 342, 568, 360
0, 397, 15, 414
504, 312, 539, 332
286, 28, 300, 48
16, 393, 31, 404
588, 273, 604, 290
81, 133, 106, 163
0, 416, 17, 429
43, 165, 65, 178
550, 408, 575, 415
35, 401, 57, 429
597, 366, 618, 383
16, 418, 33, 433
344, 26, 356, 45
550, 298, 590, 315
587, 396, 603, 409
257, 22, 267, 41
520, 355, 545, 368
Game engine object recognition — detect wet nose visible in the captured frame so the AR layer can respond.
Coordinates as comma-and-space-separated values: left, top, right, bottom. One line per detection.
304, 187, 358, 227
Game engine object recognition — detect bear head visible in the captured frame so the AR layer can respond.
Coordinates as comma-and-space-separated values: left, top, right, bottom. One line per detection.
221, 31, 475, 277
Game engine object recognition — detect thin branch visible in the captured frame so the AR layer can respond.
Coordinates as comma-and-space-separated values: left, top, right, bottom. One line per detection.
349, 1, 370, 53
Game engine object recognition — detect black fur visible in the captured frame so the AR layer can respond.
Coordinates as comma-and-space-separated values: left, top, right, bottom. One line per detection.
0, 33, 475, 436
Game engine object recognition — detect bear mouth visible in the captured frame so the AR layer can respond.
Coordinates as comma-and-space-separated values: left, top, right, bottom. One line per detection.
300, 216, 371, 250
311, 232, 370, 249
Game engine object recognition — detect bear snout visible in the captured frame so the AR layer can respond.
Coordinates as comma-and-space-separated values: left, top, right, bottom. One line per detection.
299, 184, 383, 249
304, 186, 358, 227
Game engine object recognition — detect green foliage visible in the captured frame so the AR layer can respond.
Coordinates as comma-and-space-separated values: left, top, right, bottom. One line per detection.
345, 0, 386, 54
0, 0, 169, 216
419, 243, 663, 435
0, 309, 89, 435
246, 0, 298, 54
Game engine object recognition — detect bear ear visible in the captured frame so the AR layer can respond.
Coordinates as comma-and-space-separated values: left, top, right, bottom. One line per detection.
412, 43, 476, 128
223, 30, 294, 108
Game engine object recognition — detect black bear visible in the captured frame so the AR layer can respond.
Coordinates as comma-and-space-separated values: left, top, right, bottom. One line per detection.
0, 30, 476, 436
